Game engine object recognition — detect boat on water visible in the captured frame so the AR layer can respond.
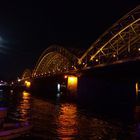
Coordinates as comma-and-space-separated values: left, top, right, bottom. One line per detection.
0, 122, 32, 140
0, 107, 32, 139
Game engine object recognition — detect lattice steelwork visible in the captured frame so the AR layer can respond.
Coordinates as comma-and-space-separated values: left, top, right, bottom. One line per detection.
33, 45, 78, 76
79, 5, 140, 67
22, 69, 32, 79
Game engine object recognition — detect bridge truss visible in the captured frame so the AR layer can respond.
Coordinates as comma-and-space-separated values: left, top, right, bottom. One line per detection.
79, 5, 140, 67
33, 45, 78, 76
25, 5, 140, 79
22, 69, 32, 79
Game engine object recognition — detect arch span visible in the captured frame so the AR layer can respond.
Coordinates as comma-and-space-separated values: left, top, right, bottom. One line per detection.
79, 5, 140, 66
22, 69, 32, 79
33, 45, 79, 76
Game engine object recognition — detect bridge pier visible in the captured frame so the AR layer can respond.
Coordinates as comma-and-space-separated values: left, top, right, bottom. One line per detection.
30, 74, 68, 98
77, 65, 138, 112
78, 77, 135, 104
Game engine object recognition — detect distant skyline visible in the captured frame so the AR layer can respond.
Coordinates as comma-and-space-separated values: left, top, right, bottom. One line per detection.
0, 1, 139, 80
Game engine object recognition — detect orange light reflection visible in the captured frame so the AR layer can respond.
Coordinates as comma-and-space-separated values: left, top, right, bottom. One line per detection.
18, 91, 31, 122
57, 103, 78, 140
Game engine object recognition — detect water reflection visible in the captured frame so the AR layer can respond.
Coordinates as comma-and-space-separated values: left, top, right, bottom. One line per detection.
57, 104, 78, 140
7, 90, 31, 124
3, 88, 140, 139
32, 98, 136, 139
17, 91, 31, 122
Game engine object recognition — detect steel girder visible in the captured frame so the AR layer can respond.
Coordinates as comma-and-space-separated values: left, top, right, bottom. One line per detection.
33, 45, 78, 76
79, 5, 140, 66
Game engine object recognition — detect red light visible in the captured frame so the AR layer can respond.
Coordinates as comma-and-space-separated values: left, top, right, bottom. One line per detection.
64, 75, 68, 79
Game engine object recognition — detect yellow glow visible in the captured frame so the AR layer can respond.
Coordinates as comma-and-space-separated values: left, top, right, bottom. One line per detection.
68, 76, 78, 92
20, 91, 30, 121
23, 91, 30, 97
25, 81, 31, 88
136, 82, 139, 98
64, 75, 68, 79
95, 59, 99, 62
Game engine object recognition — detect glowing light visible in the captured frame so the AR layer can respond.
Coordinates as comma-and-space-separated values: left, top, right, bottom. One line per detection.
138, 48, 140, 51
136, 82, 139, 99
57, 83, 60, 92
23, 91, 30, 97
113, 54, 116, 57
64, 75, 68, 79
67, 76, 78, 93
25, 81, 31, 88
68, 77, 76, 83
95, 59, 99, 62
17, 78, 21, 82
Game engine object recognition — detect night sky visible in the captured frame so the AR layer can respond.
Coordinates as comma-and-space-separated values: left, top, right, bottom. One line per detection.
0, 1, 139, 80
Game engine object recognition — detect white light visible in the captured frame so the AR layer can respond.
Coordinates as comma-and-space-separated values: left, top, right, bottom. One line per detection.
113, 54, 116, 57
57, 93, 60, 98
57, 83, 60, 92
95, 59, 99, 62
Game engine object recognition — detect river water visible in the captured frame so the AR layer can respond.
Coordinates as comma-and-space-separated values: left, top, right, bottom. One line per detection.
1, 89, 140, 140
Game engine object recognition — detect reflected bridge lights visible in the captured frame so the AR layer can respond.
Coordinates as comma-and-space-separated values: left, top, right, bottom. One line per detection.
136, 82, 140, 99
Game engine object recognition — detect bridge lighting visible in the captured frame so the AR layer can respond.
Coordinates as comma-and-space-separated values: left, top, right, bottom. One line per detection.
113, 54, 116, 58
57, 83, 61, 92
23, 91, 30, 97
64, 75, 68, 79
24, 81, 31, 88
95, 59, 99, 62
67, 76, 78, 93
17, 77, 21, 82
136, 82, 139, 99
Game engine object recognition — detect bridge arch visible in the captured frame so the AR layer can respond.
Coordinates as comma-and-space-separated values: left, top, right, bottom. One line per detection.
22, 69, 32, 79
33, 45, 79, 76
79, 5, 140, 66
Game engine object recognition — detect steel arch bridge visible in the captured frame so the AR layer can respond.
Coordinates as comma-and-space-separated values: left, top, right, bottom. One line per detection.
79, 5, 140, 67
23, 5, 140, 79
32, 45, 78, 76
